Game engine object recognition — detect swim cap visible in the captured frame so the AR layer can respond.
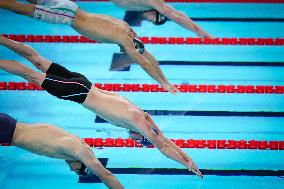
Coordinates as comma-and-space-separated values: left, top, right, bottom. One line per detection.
133, 38, 145, 54
66, 160, 94, 177
78, 164, 94, 177
119, 37, 145, 54
129, 128, 159, 147
153, 10, 168, 25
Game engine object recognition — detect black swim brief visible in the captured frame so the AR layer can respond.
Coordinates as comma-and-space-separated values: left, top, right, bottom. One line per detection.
41, 63, 92, 104
0, 113, 17, 145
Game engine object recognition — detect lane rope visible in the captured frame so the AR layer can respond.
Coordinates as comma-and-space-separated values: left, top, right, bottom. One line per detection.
1, 35, 284, 46
73, 0, 284, 4
1, 138, 283, 150
1, 82, 283, 94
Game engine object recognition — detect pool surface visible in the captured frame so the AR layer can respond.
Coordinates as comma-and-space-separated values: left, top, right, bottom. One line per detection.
0, 0, 284, 189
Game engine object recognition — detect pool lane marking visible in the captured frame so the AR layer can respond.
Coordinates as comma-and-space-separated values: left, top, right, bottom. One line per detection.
110, 53, 284, 71
75, 0, 284, 3
124, 11, 284, 27
95, 111, 284, 123
2, 34, 284, 45
79, 158, 284, 183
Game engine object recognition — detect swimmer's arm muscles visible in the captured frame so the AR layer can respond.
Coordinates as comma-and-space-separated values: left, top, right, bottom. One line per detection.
77, 147, 124, 189
143, 50, 173, 88
85, 161, 124, 189
126, 47, 177, 94
155, 4, 213, 38
125, 47, 166, 89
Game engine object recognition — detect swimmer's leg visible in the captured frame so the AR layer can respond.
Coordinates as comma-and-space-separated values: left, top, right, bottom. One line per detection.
0, 1, 34, 17
0, 60, 45, 86
0, 36, 52, 72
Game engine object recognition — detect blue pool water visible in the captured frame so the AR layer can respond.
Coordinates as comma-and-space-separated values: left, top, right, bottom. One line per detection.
0, 1, 284, 189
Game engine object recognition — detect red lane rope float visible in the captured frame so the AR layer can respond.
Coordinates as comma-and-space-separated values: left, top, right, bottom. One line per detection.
74, 0, 284, 3
84, 138, 284, 150
3, 138, 283, 150
2, 34, 284, 46
1, 82, 284, 94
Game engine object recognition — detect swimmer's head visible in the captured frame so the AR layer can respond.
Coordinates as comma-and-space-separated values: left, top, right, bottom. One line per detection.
65, 160, 94, 177
133, 38, 144, 54
128, 128, 158, 147
129, 130, 144, 142
119, 37, 145, 54
142, 10, 168, 25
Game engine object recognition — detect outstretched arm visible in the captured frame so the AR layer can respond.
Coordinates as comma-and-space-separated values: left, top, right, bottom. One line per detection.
123, 42, 179, 95
136, 119, 203, 179
144, 113, 203, 178
83, 87, 202, 178
155, 4, 214, 38
75, 145, 124, 189
143, 50, 179, 93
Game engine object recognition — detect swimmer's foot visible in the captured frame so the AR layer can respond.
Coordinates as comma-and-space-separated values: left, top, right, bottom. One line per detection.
187, 160, 203, 179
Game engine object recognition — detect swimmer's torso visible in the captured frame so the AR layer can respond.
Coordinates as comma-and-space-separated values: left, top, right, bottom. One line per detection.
73, 9, 127, 44
13, 123, 80, 159
83, 86, 142, 131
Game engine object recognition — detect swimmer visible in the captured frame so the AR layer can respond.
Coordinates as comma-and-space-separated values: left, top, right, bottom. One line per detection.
0, 113, 124, 189
110, 0, 214, 38
0, 0, 179, 95
0, 36, 203, 179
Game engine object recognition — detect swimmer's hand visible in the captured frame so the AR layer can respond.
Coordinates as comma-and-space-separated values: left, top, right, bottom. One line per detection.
161, 82, 180, 95
187, 160, 203, 179
192, 24, 215, 39
199, 31, 215, 40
